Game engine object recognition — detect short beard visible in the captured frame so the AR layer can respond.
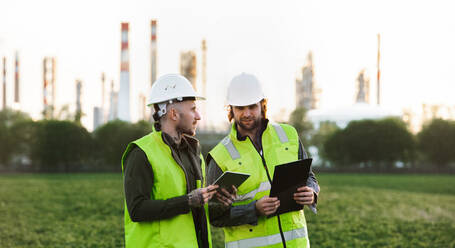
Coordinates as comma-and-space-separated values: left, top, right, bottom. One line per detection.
176, 114, 197, 136
236, 117, 261, 132
176, 125, 195, 136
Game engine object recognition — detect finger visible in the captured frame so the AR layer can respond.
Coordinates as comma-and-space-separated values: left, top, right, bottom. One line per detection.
231, 186, 238, 197
220, 188, 232, 198
263, 201, 279, 208
263, 206, 276, 213
296, 200, 313, 205
263, 197, 278, 203
296, 186, 305, 192
207, 185, 218, 192
295, 195, 312, 201
296, 197, 313, 205
220, 188, 230, 195
263, 203, 279, 211
302, 186, 313, 192
216, 192, 232, 205
265, 205, 279, 215
295, 192, 312, 198
294, 191, 312, 197
220, 188, 235, 201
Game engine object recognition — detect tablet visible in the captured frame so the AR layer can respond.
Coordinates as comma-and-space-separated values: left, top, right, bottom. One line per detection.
212, 171, 250, 192
269, 158, 312, 216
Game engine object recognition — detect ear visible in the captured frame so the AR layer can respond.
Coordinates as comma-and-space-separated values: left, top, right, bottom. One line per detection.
169, 107, 179, 121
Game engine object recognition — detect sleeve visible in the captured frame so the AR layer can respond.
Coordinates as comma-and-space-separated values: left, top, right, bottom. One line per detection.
124, 146, 190, 222
206, 155, 259, 227
298, 140, 320, 214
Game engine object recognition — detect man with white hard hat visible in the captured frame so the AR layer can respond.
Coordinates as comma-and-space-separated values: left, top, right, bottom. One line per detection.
121, 74, 218, 248
206, 73, 320, 248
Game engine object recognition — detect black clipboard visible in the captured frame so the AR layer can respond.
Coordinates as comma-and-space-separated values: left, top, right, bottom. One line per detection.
212, 171, 250, 192
268, 158, 312, 216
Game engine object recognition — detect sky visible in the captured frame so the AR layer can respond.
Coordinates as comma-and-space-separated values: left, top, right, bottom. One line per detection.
1, 0, 454, 130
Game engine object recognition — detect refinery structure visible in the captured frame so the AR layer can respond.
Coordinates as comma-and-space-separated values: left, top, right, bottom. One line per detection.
295, 52, 319, 111
117, 23, 131, 122
1, 22, 453, 134
180, 51, 197, 90
43, 57, 56, 119
306, 33, 400, 129
355, 69, 370, 104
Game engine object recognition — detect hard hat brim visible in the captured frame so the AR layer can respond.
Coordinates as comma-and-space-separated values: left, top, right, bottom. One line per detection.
227, 96, 264, 107
147, 95, 205, 106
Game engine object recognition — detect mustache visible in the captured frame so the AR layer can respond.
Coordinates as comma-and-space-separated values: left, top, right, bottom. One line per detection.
240, 117, 254, 121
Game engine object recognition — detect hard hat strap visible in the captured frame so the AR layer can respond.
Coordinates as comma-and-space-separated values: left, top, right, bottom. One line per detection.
152, 97, 194, 121
156, 103, 167, 118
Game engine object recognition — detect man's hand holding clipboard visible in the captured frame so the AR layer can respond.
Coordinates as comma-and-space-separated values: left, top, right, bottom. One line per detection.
211, 171, 250, 206
268, 158, 313, 216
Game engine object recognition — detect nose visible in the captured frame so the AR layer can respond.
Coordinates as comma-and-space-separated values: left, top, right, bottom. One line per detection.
242, 108, 252, 118
195, 110, 201, 121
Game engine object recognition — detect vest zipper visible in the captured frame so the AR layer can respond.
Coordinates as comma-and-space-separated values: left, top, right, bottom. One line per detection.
248, 135, 287, 248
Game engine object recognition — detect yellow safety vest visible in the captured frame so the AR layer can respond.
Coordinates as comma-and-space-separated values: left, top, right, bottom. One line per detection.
121, 131, 212, 248
209, 122, 309, 248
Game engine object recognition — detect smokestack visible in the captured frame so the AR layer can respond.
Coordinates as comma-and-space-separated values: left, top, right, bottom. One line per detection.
118, 22, 131, 121
101, 72, 106, 122
43, 57, 56, 119
200, 39, 207, 129
108, 80, 118, 121
150, 20, 157, 86
52, 57, 56, 110
377, 33, 381, 105
75, 79, 82, 123
139, 93, 146, 120
14, 52, 19, 104
2, 57, 6, 109
201, 39, 207, 97
180, 51, 197, 89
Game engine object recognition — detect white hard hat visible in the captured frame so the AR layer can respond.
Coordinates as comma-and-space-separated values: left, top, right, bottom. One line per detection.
227, 73, 265, 106
148, 74, 205, 106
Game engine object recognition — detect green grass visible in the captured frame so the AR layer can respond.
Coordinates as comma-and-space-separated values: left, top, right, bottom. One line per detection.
307, 174, 455, 248
0, 173, 454, 247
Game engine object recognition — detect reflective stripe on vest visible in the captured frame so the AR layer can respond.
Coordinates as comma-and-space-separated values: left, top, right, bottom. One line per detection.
272, 123, 289, 143
222, 123, 289, 160
235, 181, 271, 202
225, 227, 308, 248
222, 136, 241, 160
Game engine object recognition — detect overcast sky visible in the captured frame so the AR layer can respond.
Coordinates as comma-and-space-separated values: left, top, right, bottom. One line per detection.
1, 0, 454, 130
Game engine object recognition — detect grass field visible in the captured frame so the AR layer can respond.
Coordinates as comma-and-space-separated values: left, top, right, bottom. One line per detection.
0, 173, 454, 248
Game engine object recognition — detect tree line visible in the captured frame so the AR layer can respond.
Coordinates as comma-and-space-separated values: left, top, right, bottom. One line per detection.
289, 107, 455, 171
1, 108, 454, 172
0, 108, 153, 172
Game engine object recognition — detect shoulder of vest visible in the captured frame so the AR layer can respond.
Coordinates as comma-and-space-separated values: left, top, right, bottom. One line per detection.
121, 133, 155, 171
277, 123, 298, 135
267, 122, 299, 143
208, 135, 233, 168
123, 132, 162, 161
209, 135, 230, 155
134, 132, 157, 146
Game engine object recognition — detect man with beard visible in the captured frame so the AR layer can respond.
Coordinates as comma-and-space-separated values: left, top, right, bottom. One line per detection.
121, 74, 218, 248
206, 73, 320, 248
